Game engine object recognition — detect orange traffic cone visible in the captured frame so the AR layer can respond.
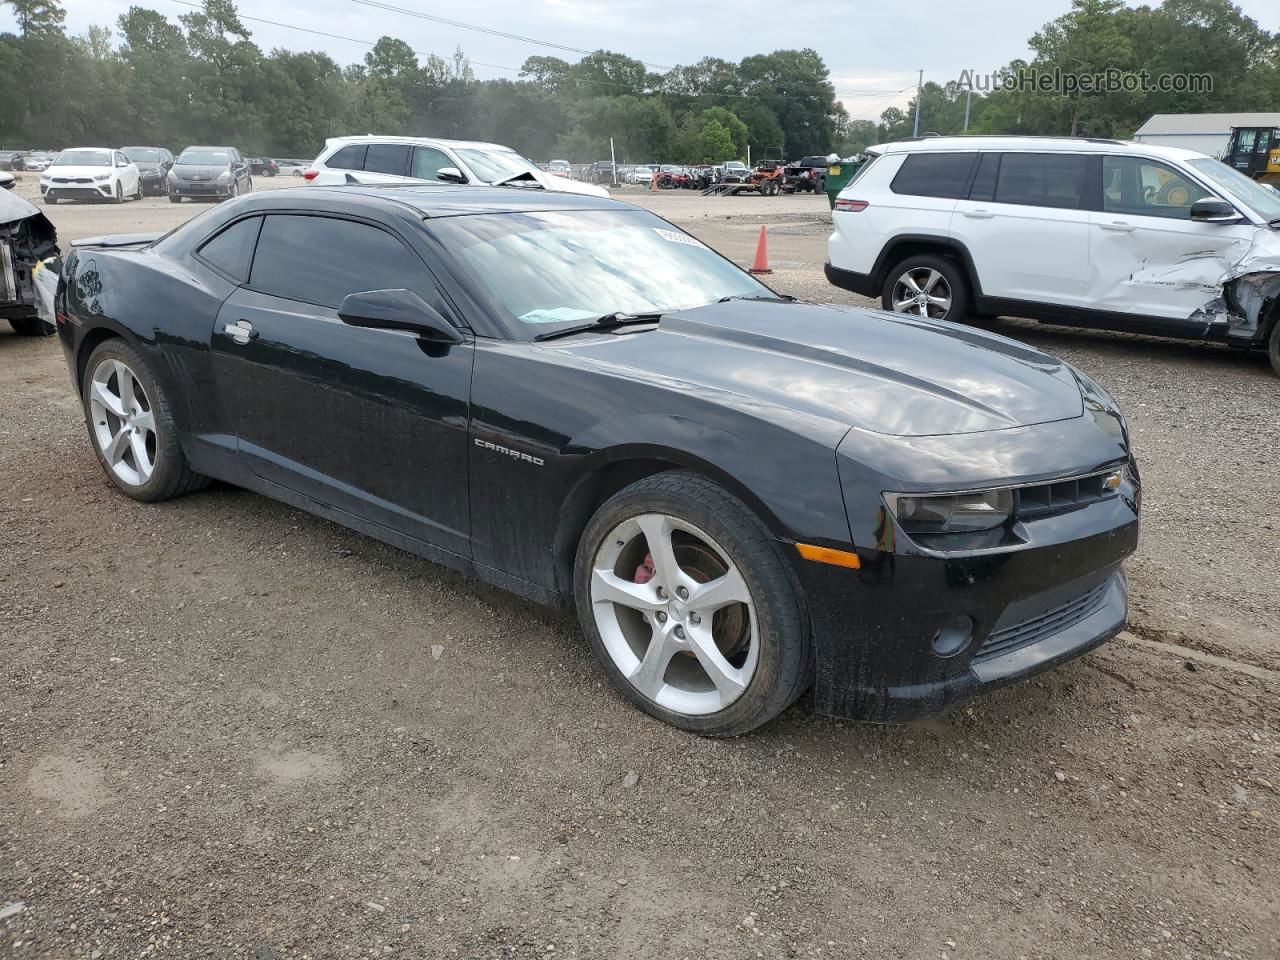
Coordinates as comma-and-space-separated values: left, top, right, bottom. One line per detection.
749, 225, 772, 274
650, 172, 658, 192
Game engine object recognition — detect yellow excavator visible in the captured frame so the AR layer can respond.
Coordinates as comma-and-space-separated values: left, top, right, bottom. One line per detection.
1222, 125, 1280, 186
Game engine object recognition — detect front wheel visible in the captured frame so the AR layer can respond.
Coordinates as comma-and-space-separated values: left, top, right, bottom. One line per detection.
574, 472, 811, 736
112, 181, 124, 204
81, 340, 209, 502
1268, 314, 1280, 378
881, 253, 968, 323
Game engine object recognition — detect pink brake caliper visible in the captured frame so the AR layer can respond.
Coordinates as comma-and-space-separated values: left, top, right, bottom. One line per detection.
634, 552, 655, 584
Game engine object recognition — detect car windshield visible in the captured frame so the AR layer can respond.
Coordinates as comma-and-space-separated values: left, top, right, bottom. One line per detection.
1187, 158, 1280, 221
455, 148, 540, 183
178, 150, 230, 165
52, 149, 110, 167
429, 208, 771, 337
123, 148, 162, 162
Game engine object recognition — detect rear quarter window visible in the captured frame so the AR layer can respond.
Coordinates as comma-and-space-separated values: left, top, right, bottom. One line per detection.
890, 152, 977, 199
326, 144, 367, 171
196, 216, 262, 282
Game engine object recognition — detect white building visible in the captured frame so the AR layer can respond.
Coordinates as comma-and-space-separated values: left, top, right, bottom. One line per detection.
1132, 112, 1280, 158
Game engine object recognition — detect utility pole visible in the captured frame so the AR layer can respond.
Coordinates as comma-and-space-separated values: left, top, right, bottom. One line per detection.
912, 69, 923, 137
963, 88, 972, 132
609, 137, 617, 186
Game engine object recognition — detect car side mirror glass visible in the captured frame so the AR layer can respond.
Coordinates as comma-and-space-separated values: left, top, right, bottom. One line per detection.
435, 167, 466, 184
338, 288, 465, 344
1189, 198, 1239, 223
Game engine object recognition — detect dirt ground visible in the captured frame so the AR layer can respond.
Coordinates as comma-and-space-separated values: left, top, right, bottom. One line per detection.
1, 175, 1277, 960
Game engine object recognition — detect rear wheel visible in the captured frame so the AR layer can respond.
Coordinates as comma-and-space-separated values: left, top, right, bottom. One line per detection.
881, 254, 968, 323
574, 472, 811, 736
82, 340, 209, 502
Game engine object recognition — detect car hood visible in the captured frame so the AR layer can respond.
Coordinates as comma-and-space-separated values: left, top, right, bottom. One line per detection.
556, 300, 1085, 438
44, 165, 113, 178
133, 161, 164, 173
172, 165, 228, 179
0, 188, 44, 224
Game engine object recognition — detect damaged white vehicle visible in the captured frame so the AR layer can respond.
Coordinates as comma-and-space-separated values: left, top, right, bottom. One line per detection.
826, 136, 1280, 375
1, 189, 60, 336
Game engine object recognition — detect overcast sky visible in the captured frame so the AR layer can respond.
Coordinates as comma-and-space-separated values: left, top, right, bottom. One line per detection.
4, 0, 1277, 118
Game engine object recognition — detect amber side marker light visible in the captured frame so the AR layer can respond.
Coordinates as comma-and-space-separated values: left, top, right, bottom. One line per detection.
795, 543, 861, 569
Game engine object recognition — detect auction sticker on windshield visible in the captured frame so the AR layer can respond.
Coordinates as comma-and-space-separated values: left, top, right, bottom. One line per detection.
653, 228, 704, 248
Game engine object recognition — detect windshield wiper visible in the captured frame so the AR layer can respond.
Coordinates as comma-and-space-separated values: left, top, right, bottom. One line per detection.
534, 312, 664, 342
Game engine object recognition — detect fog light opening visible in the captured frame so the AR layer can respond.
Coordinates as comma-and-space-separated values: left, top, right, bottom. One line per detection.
932, 616, 974, 658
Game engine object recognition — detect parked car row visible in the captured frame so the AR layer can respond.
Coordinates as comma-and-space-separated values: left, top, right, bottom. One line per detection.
27, 144, 253, 205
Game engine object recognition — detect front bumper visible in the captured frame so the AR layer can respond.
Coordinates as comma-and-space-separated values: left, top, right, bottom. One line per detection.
169, 181, 232, 197
41, 183, 114, 201
799, 487, 1139, 723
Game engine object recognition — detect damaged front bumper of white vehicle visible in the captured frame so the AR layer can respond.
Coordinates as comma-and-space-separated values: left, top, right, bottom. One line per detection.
0, 190, 60, 336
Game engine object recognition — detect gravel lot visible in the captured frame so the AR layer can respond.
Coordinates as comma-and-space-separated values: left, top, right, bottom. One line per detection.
2, 175, 1277, 959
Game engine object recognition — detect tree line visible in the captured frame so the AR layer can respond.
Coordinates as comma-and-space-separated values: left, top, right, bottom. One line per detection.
1, 0, 1278, 165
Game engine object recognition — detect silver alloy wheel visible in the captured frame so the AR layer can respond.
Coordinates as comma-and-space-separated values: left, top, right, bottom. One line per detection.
590, 512, 758, 716
88, 358, 157, 486
891, 267, 952, 319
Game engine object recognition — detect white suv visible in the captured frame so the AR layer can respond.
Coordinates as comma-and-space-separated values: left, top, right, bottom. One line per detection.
827, 136, 1280, 374
304, 136, 608, 198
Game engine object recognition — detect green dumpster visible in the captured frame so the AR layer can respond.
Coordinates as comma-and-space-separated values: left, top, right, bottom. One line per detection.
824, 157, 866, 209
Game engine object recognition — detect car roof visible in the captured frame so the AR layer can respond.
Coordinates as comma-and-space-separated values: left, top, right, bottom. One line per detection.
324, 135, 515, 152
868, 135, 1213, 161
237, 183, 629, 218
182, 146, 236, 151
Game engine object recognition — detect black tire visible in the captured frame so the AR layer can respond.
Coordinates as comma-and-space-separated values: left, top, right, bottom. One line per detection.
8, 316, 54, 337
81, 339, 209, 502
880, 253, 969, 324
169, 192, 181, 203
113, 181, 124, 204
574, 472, 812, 736
44, 195, 57, 205
1268, 314, 1280, 378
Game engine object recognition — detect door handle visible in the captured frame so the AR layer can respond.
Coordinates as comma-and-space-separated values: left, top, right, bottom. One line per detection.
1099, 221, 1135, 232
223, 319, 258, 345
962, 209, 994, 219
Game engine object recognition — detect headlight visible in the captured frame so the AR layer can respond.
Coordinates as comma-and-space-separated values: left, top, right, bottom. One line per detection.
93, 173, 111, 181
217, 171, 230, 180
887, 489, 1014, 534
167, 170, 177, 180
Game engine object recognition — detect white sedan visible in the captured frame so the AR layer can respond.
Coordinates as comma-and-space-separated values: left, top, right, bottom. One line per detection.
40, 148, 142, 204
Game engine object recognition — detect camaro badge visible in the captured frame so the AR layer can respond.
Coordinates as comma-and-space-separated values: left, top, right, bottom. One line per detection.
474, 437, 545, 466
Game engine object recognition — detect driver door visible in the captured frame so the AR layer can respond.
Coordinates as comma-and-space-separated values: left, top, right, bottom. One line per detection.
208, 211, 475, 556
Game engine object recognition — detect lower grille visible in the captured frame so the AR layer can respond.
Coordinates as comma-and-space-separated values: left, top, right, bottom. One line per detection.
974, 578, 1112, 662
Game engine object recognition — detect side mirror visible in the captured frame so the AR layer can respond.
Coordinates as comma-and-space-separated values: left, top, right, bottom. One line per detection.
1190, 198, 1239, 223
435, 166, 467, 184
338, 288, 465, 344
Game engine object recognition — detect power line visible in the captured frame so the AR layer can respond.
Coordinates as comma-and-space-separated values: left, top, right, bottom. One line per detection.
162, 0, 890, 108
349, 0, 674, 71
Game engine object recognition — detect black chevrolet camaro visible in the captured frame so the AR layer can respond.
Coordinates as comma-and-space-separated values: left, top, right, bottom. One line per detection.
55, 185, 1140, 735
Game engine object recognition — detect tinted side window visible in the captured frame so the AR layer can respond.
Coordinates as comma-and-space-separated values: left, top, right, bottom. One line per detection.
197, 216, 261, 282
995, 153, 1089, 210
365, 143, 410, 176
250, 215, 432, 309
889, 152, 976, 199
327, 144, 367, 171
